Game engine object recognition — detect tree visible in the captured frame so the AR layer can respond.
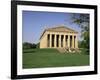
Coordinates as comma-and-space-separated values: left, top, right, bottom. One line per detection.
32, 43, 37, 48
23, 42, 36, 49
36, 42, 40, 48
71, 13, 89, 49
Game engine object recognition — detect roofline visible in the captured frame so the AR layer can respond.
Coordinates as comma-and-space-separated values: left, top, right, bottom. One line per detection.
40, 30, 46, 40
39, 29, 78, 40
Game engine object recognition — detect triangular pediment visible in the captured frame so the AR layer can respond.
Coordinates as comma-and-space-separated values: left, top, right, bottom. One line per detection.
46, 26, 77, 33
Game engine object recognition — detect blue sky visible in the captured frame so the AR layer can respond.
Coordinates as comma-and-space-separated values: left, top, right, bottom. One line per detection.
22, 11, 82, 44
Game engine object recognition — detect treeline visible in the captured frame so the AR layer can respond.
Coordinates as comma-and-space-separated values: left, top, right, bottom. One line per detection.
23, 42, 40, 49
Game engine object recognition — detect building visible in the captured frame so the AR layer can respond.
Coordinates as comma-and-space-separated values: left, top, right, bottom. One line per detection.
40, 26, 78, 49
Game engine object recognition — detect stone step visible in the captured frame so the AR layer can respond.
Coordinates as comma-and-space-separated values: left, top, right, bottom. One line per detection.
57, 48, 68, 53
57, 47, 80, 53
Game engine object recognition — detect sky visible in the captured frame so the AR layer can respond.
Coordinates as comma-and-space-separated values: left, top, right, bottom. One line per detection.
22, 11, 82, 44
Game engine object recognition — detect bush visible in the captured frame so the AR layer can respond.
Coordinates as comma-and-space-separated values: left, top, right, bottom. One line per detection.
80, 48, 89, 55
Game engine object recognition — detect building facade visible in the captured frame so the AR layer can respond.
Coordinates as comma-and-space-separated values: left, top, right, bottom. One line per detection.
40, 26, 78, 49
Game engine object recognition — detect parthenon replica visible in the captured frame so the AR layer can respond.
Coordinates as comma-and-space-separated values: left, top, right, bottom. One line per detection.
40, 26, 78, 50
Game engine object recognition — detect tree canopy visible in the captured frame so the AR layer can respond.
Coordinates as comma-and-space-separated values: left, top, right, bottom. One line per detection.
71, 13, 89, 49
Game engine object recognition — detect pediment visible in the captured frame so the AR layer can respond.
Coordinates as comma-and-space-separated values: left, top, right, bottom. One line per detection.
46, 26, 77, 33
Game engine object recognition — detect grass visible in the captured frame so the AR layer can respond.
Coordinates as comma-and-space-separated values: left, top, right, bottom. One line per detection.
23, 48, 89, 69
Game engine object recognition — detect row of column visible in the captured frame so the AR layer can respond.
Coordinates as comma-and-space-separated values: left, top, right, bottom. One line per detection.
47, 34, 78, 48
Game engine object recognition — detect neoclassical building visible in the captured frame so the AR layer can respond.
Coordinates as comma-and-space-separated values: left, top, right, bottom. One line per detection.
40, 26, 78, 49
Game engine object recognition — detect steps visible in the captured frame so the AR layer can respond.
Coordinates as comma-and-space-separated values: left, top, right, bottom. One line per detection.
57, 47, 80, 53
57, 47, 69, 53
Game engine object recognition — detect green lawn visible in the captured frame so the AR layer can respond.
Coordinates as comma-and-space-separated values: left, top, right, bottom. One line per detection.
23, 48, 89, 68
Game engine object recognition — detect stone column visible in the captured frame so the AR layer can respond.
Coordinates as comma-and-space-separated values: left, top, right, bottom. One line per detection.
68, 35, 70, 48
72, 35, 74, 48
49, 34, 52, 48
75, 35, 78, 48
63, 35, 66, 47
59, 35, 61, 48
66, 35, 68, 48
54, 34, 57, 48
